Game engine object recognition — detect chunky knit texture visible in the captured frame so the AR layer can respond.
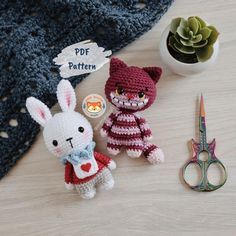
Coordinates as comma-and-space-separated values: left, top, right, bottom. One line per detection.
0, 0, 173, 179
101, 58, 165, 164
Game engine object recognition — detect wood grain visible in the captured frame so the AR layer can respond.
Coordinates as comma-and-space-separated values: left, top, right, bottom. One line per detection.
1, 1, 236, 235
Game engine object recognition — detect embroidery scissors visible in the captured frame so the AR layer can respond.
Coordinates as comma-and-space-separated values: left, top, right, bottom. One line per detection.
182, 95, 227, 192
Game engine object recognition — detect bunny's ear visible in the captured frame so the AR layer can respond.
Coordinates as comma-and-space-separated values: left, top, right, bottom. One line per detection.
57, 79, 76, 112
110, 57, 127, 75
26, 97, 52, 127
143, 67, 162, 84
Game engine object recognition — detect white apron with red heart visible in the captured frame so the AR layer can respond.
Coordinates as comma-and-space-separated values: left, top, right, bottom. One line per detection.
73, 156, 98, 179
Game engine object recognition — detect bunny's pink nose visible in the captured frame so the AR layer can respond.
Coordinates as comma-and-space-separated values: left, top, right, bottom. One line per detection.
126, 93, 135, 99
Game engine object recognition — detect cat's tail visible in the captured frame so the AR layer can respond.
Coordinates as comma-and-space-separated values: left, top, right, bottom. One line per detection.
143, 142, 165, 164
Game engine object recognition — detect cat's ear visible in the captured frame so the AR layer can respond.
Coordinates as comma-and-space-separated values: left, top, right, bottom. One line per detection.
26, 97, 52, 127
57, 79, 76, 112
110, 58, 127, 75
143, 67, 162, 84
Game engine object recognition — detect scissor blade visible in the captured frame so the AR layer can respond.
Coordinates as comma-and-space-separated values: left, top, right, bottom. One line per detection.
200, 94, 205, 118
199, 94, 206, 136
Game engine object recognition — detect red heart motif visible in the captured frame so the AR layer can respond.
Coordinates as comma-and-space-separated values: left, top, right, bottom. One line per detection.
81, 163, 91, 172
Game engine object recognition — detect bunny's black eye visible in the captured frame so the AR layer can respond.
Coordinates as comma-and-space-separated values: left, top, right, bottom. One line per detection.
52, 140, 58, 146
78, 126, 84, 133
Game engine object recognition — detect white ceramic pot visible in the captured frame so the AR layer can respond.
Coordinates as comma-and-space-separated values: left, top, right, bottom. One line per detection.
160, 24, 219, 76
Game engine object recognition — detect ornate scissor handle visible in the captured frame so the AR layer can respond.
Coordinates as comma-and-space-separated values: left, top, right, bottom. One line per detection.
182, 158, 227, 192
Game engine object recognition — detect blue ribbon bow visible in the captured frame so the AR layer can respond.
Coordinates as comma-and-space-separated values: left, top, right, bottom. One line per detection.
60, 141, 96, 165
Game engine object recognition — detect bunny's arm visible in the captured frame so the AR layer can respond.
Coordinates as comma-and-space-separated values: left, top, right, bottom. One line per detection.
64, 162, 73, 184
100, 112, 119, 137
94, 152, 116, 170
135, 115, 152, 141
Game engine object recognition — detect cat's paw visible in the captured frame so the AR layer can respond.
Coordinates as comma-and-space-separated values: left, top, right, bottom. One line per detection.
107, 147, 121, 155
143, 135, 153, 141
127, 149, 142, 158
100, 128, 108, 138
147, 148, 165, 164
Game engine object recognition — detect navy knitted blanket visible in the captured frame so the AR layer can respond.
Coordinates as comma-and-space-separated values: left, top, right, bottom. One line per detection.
0, 0, 173, 179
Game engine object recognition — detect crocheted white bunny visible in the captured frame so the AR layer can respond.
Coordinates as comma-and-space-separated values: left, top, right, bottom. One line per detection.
26, 79, 116, 199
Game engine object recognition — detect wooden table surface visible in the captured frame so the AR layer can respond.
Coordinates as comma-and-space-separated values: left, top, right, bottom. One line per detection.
1, 1, 236, 235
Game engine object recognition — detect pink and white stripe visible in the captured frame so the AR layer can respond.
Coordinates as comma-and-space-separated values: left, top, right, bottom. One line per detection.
116, 114, 136, 122
101, 111, 164, 164
107, 136, 144, 147
110, 125, 141, 135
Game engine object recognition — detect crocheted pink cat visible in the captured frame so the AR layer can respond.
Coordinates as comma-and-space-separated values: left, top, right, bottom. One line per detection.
101, 58, 164, 164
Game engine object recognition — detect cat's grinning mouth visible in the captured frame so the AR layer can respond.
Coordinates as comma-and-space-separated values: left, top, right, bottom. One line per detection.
110, 93, 148, 110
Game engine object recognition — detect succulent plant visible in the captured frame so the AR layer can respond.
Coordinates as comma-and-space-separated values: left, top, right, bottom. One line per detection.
168, 16, 219, 62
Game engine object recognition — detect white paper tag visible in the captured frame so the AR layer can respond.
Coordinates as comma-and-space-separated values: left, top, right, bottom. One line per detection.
53, 40, 112, 78
73, 159, 99, 179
